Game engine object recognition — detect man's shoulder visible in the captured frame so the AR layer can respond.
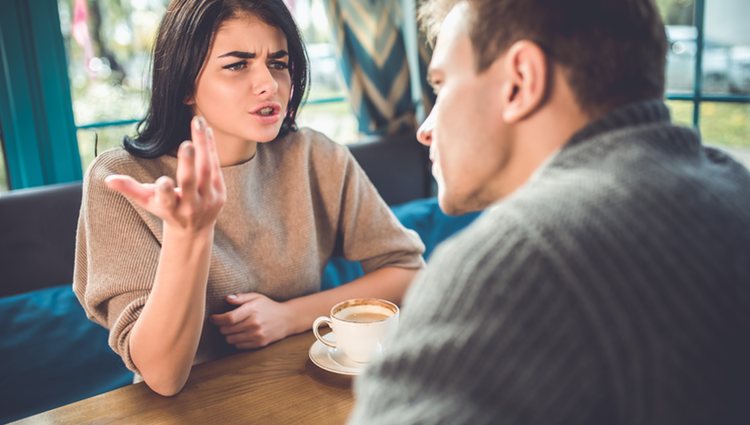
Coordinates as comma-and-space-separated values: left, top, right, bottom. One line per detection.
425, 204, 545, 278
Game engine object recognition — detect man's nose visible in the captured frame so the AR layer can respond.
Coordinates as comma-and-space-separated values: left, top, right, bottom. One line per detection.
417, 112, 434, 146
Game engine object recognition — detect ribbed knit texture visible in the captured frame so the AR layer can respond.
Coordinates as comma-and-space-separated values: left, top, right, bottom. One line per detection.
349, 100, 750, 425
73, 128, 424, 374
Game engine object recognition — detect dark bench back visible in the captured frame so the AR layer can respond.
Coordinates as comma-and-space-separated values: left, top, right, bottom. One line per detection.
349, 133, 431, 206
0, 182, 82, 297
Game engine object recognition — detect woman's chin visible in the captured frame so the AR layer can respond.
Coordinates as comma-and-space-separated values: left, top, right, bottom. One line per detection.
246, 126, 284, 143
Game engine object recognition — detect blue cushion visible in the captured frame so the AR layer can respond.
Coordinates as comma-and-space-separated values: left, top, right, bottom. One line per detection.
390, 197, 480, 260
321, 197, 480, 289
0, 285, 132, 423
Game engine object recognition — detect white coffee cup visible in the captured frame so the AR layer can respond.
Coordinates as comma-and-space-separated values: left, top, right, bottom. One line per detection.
312, 298, 399, 363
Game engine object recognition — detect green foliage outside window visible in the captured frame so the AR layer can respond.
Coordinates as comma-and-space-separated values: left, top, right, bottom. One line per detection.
657, 0, 695, 25
669, 101, 750, 149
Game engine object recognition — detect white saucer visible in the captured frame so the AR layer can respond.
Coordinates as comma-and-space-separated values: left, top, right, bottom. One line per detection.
308, 332, 365, 376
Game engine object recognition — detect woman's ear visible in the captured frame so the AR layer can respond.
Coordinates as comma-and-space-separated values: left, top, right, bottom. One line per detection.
184, 96, 195, 106
499, 40, 550, 123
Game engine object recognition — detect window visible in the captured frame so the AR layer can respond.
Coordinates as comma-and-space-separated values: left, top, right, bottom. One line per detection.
287, 0, 358, 144
658, 0, 750, 165
58, 0, 358, 173
58, 0, 166, 171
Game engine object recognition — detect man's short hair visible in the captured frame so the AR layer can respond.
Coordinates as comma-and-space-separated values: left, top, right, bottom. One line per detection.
419, 0, 668, 116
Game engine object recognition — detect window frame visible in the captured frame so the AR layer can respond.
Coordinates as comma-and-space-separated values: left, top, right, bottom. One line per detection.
666, 0, 750, 125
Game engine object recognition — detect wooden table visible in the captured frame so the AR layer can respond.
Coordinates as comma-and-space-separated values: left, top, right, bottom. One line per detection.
15, 332, 354, 424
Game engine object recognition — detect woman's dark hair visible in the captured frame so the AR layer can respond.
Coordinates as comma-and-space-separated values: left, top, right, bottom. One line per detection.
124, 0, 309, 158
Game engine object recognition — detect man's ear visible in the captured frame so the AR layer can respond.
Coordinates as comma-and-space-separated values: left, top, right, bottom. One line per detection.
498, 40, 549, 123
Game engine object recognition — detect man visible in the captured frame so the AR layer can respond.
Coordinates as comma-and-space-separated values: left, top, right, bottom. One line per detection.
348, 0, 750, 424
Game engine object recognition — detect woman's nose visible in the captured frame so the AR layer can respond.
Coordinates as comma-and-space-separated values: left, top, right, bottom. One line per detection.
253, 66, 279, 97
417, 112, 434, 146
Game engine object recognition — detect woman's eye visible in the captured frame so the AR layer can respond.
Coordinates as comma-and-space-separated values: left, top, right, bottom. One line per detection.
269, 61, 289, 70
224, 61, 247, 71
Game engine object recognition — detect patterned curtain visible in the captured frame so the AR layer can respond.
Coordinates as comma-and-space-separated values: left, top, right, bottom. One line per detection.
417, 25, 436, 118
323, 0, 417, 136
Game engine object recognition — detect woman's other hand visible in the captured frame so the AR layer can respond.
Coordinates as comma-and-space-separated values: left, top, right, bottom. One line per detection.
210, 293, 296, 349
105, 116, 226, 235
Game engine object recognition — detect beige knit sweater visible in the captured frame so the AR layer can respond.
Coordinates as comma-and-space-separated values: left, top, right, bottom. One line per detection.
73, 128, 425, 373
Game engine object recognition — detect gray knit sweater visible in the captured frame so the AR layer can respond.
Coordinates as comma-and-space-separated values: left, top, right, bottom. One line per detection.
349, 100, 750, 425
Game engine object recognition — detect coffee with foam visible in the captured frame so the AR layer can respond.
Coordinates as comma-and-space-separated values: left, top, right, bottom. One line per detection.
313, 298, 399, 363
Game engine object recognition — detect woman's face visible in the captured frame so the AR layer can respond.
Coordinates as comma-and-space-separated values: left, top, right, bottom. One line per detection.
190, 13, 292, 158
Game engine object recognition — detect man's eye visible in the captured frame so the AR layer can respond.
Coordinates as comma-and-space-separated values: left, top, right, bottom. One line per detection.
269, 61, 289, 70
223, 61, 247, 71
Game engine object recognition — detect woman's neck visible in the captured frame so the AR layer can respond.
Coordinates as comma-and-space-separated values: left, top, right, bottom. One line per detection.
217, 137, 258, 166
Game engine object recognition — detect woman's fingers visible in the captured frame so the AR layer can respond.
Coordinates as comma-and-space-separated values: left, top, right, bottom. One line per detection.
105, 175, 155, 206
206, 127, 226, 194
218, 319, 257, 336
176, 141, 196, 205
226, 328, 269, 348
111, 116, 224, 232
104, 116, 225, 231
106, 174, 184, 223
190, 116, 212, 194
210, 303, 253, 327
154, 176, 177, 211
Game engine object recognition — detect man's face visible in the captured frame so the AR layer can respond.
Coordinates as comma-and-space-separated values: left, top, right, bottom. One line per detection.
418, 3, 512, 215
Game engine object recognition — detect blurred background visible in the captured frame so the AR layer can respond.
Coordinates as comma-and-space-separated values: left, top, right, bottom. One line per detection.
657, 0, 750, 163
1, 0, 749, 191
56, 0, 358, 175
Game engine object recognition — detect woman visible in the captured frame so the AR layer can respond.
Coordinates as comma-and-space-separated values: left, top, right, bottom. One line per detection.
73, 0, 424, 396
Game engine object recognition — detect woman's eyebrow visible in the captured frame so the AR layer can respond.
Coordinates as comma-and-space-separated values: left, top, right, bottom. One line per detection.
218, 51, 255, 59
217, 50, 289, 59
268, 50, 289, 59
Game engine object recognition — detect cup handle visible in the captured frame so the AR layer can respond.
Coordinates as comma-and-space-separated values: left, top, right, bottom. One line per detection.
312, 316, 336, 349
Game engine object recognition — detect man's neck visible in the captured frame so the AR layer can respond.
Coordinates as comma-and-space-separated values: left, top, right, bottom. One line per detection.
494, 74, 590, 199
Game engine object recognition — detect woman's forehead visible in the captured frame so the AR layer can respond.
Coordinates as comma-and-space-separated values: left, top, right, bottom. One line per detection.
213, 13, 288, 49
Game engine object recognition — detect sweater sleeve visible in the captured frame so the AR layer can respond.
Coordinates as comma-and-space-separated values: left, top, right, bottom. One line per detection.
72, 152, 162, 373
335, 148, 425, 273
348, 210, 609, 425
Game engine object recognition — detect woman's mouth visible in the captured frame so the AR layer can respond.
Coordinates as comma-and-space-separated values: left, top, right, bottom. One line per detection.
250, 102, 282, 124
251, 102, 282, 116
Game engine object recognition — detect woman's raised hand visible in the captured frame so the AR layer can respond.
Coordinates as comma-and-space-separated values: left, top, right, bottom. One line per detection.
105, 116, 227, 235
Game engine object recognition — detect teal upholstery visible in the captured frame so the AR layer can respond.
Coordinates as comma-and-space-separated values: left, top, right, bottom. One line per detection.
0, 285, 132, 423
322, 197, 480, 289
